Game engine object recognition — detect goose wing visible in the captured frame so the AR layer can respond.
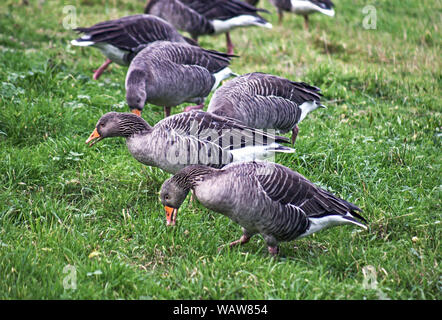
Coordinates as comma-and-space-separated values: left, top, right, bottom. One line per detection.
146, 41, 234, 73
255, 163, 365, 222
145, 0, 214, 37
157, 110, 289, 149
154, 111, 290, 167
243, 73, 322, 104
73, 14, 184, 52
209, 73, 322, 129
181, 0, 269, 20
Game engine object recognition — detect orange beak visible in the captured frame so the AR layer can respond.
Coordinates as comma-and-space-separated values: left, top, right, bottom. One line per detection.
131, 109, 142, 117
165, 206, 177, 226
85, 128, 102, 147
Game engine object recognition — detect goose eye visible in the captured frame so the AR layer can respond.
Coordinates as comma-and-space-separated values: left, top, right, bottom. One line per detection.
164, 195, 169, 200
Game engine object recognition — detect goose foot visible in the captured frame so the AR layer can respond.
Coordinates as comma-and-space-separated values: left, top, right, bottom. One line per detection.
183, 104, 204, 113
291, 125, 299, 145
218, 229, 252, 252
267, 246, 279, 256
93, 59, 112, 80
229, 234, 251, 248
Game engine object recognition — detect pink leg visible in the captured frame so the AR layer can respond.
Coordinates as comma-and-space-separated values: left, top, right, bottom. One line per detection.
291, 125, 299, 145
183, 103, 204, 112
93, 59, 112, 80
218, 229, 252, 252
226, 32, 234, 55
229, 234, 251, 248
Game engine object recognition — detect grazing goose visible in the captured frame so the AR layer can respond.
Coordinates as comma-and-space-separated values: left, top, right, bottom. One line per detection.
71, 14, 193, 80
85, 111, 294, 174
125, 40, 235, 117
269, 0, 335, 29
207, 72, 324, 144
144, 0, 272, 54
160, 161, 367, 255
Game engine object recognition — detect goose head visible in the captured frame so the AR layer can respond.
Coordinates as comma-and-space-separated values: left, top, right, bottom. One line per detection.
160, 177, 190, 226
85, 112, 149, 146
126, 68, 147, 117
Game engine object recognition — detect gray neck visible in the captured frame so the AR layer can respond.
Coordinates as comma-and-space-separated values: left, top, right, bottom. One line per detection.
172, 165, 217, 189
118, 114, 152, 138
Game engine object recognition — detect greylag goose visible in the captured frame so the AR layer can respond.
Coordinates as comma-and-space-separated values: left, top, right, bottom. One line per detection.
85, 111, 294, 174
144, 0, 272, 54
269, 0, 335, 29
71, 14, 193, 80
125, 40, 235, 117
207, 72, 324, 144
160, 161, 367, 255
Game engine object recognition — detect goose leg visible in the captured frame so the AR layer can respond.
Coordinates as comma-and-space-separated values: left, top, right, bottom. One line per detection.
229, 229, 252, 248
93, 59, 112, 80
164, 106, 171, 118
183, 103, 204, 112
226, 32, 234, 55
278, 9, 283, 25
303, 15, 309, 30
291, 125, 299, 145
264, 234, 279, 256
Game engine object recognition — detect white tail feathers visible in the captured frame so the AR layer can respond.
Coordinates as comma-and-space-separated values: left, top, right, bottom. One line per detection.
290, 1, 335, 17
212, 67, 235, 91
320, 8, 335, 17
212, 15, 272, 34
230, 143, 294, 162
299, 101, 322, 122
71, 39, 94, 47
298, 213, 367, 239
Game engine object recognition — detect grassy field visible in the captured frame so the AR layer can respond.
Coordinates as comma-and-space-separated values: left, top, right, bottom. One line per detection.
0, 0, 440, 300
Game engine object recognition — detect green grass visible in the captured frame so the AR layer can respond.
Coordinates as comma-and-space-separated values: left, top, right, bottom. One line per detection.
0, 0, 440, 299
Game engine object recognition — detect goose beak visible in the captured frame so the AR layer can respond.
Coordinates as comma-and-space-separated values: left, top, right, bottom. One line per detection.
85, 128, 102, 147
131, 109, 142, 117
165, 206, 177, 226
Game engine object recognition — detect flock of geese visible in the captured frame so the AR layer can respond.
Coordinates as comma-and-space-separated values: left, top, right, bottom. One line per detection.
71, 0, 367, 256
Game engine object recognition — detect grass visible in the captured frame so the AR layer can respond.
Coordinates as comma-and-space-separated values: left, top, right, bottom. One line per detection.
0, 0, 440, 299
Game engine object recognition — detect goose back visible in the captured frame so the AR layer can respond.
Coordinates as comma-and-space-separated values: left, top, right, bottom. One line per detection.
270, 0, 334, 14
126, 41, 233, 109
182, 0, 268, 20
208, 72, 322, 132
145, 0, 214, 38
72, 14, 191, 64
